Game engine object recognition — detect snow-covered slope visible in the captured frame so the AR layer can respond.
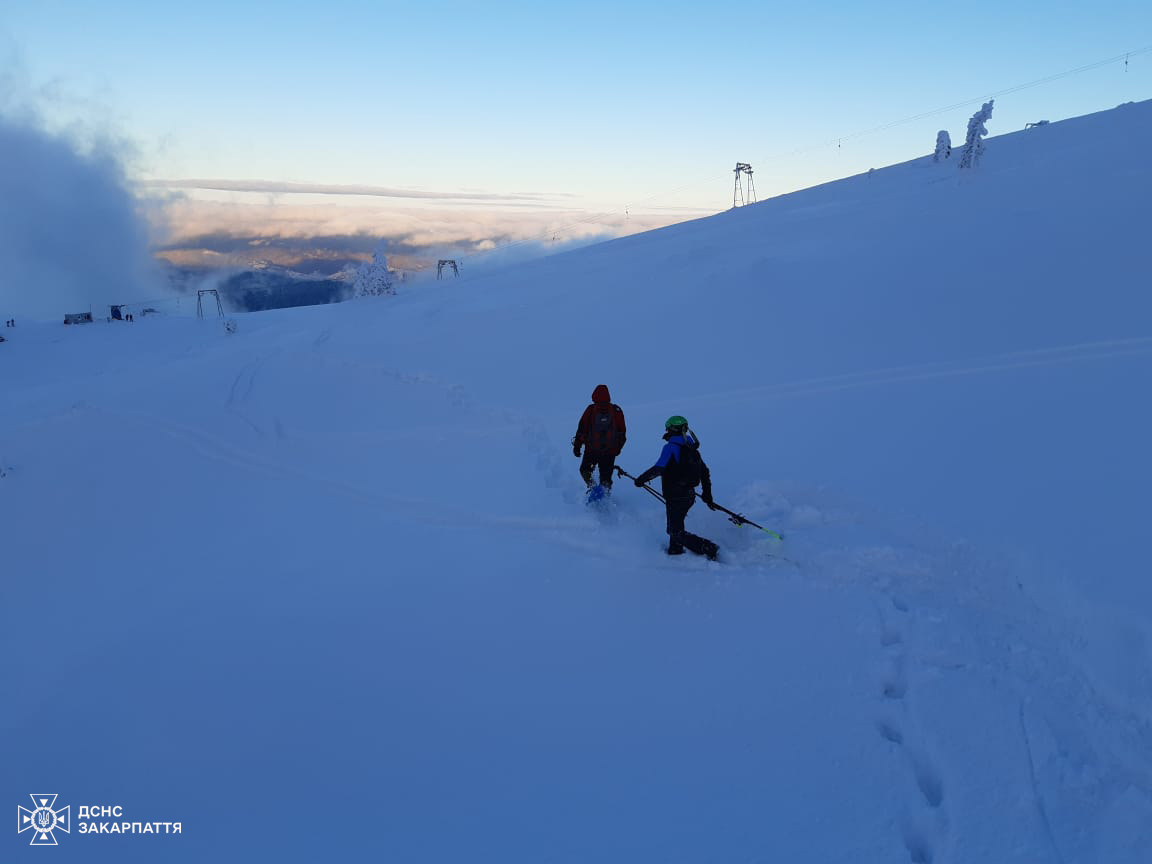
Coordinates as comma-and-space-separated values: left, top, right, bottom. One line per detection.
3, 100, 1151, 862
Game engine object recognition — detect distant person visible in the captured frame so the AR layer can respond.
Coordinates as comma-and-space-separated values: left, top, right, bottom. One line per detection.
634, 416, 719, 559
572, 385, 627, 493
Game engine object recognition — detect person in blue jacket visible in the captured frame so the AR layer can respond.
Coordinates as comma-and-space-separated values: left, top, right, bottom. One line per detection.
634, 415, 719, 559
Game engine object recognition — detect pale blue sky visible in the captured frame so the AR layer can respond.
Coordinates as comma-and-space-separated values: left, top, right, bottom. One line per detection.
2, 0, 1149, 245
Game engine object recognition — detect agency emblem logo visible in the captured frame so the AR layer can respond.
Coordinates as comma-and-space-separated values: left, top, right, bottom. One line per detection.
17, 794, 70, 845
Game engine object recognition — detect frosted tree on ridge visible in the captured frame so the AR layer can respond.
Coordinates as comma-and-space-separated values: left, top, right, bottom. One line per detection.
958, 100, 994, 169
933, 130, 952, 162
353, 244, 395, 297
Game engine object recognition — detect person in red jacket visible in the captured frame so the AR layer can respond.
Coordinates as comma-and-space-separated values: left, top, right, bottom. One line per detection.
572, 385, 627, 491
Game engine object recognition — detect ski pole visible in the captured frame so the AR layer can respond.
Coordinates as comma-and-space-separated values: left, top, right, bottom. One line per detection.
614, 466, 666, 503
616, 466, 781, 538
696, 494, 784, 541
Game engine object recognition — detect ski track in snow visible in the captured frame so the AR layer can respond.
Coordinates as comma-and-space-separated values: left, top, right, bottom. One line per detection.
662, 335, 1152, 408
107, 406, 565, 534
225, 352, 271, 435
1019, 701, 1068, 864
95, 356, 599, 544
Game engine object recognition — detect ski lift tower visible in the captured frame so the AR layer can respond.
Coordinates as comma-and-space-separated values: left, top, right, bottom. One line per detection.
437, 259, 459, 279
733, 162, 756, 208
197, 288, 224, 319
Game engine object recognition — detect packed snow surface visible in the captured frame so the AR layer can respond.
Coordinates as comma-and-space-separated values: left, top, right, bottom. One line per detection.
4, 100, 1151, 862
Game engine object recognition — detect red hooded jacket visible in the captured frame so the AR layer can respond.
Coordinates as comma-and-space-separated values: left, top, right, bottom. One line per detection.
574, 385, 627, 456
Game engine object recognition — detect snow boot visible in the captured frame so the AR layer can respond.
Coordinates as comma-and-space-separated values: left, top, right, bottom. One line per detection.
679, 531, 718, 560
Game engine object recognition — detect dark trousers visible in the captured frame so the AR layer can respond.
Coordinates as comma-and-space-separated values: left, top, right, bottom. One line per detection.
665, 494, 694, 536
665, 494, 715, 556
580, 451, 616, 487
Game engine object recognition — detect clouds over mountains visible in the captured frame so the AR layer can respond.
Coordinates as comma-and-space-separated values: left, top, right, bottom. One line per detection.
150, 189, 690, 275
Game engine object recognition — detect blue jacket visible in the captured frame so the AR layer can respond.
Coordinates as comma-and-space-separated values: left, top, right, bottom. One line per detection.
636, 432, 712, 499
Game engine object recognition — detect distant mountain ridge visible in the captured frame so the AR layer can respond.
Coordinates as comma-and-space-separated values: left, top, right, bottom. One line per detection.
163, 262, 352, 313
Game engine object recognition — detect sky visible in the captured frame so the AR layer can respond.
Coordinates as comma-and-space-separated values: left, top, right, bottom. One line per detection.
1, 0, 1150, 268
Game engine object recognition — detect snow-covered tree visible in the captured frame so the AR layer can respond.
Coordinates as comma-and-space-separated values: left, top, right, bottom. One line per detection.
353, 244, 395, 297
933, 130, 952, 162
958, 100, 994, 169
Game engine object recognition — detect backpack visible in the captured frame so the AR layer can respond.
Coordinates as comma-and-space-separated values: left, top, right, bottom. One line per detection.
665, 440, 703, 488
586, 405, 620, 454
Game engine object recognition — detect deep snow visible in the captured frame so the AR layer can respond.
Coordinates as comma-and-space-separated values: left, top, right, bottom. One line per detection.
3, 99, 1152, 862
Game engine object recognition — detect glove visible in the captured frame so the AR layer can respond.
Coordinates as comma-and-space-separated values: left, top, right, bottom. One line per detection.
702, 492, 717, 510
634, 477, 645, 487
573, 444, 581, 457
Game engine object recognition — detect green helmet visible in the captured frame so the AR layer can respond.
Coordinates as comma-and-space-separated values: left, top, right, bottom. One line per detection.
664, 415, 688, 432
